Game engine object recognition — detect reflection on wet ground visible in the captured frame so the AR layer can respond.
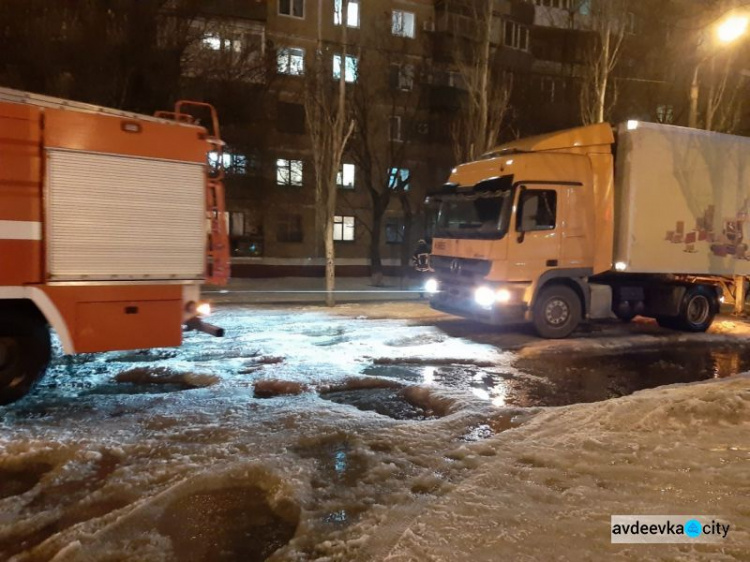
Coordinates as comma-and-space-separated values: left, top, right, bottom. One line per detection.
364, 344, 750, 408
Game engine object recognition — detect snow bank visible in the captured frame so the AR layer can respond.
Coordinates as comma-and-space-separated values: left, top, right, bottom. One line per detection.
367, 375, 750, 561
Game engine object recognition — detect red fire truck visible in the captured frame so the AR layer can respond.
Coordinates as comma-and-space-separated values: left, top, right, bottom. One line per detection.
0, 87, 230, 404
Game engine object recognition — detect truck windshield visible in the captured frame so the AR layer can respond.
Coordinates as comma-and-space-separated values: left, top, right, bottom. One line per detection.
434, 187, 514, 240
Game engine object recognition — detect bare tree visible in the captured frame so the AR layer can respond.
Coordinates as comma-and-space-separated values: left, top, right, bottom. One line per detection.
346, 24, 428, 285
448, 0, 513, 163
303, 1, 355, 306
579, 0, 630, 124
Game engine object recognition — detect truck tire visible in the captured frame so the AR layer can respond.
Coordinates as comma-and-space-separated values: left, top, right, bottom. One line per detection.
532, 285, 582, 339
675, 285, 716, 332
0, 313, 51, 405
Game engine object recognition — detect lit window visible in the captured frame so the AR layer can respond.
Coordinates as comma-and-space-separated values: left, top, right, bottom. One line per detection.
334, 215, 355, 241
388, 168, 410, 191
276, 158, 303, 186
333, 54, 358, 83
202, 34, 242, 53
209, 151, 247, 175
334, 0, 360, 27
337, 163, 356, 189
390, 116, 402, 142
203, 35, 222, 50
277, 47, 305, 75
392, 10, 416, 38
279, 0, 304, 18
504, 21, 529, 51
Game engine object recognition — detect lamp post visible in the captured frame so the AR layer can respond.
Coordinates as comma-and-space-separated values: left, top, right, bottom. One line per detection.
688, 14, 748, 129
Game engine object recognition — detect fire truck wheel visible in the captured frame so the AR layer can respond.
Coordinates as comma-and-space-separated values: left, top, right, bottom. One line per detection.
532, 285, 582, 339
676, 286, 717, 332
0, 313, 51, 405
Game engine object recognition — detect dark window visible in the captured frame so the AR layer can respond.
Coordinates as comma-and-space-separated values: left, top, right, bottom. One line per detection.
385, 217, 405, 244
518, 189, 557, 231
277, 214, 303, 242
279, 0, 304, 18
277, 102, 306, 134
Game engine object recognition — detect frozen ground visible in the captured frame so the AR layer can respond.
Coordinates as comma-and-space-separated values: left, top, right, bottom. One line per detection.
0, 303, 748, 561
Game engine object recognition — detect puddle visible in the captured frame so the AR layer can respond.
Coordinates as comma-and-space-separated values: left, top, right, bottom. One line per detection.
157, 485, 298, 562
320, 387, 440, 420
513, 344, 750, 407
364, 344, 750, 409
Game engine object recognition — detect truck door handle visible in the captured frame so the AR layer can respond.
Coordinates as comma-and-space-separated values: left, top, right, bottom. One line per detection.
546, 260, 558, 267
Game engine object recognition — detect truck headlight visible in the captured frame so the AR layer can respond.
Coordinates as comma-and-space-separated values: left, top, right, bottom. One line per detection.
196, 302, 212, 317
474, 287, 496, 308
495, 288, 512, 303
424, 278, 440, 294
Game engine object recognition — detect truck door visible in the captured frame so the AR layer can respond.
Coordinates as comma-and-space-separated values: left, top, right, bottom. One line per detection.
506, 185, 564, 281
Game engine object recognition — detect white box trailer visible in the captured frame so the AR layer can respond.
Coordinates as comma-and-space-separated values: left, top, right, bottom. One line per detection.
615, 122, 750, 277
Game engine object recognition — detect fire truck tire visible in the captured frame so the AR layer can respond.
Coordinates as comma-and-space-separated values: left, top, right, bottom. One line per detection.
0, 312, 51, 405
532, 285, 582, 339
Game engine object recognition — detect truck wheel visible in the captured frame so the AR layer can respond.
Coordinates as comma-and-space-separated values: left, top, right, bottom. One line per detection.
676, 286, 716, 332
0, 313, 51, 405
532, 285, 582, 339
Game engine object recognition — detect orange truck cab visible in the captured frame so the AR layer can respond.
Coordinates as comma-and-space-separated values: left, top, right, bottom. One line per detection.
426, 121, 748, 338
0, 87, 229, 404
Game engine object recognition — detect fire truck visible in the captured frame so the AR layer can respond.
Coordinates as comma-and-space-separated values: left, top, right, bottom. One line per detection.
0, 87, 230, 404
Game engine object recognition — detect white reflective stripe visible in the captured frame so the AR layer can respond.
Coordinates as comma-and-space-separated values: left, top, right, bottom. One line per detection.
0, 286, 75, 354
0, 220, 42, 241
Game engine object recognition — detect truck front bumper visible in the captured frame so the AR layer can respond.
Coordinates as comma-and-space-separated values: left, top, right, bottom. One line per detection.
429, 282, 526, 326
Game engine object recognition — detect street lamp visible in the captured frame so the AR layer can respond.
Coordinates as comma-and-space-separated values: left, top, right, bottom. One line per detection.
688, 14, 749, 128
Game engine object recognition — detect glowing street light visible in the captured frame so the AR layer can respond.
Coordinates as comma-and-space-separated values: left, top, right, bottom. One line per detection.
689, 13, 749, 129
717, 15, 749, 44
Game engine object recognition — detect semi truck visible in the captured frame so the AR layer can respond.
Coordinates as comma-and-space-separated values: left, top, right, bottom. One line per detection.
0, 87, 230, 404
425, 121, 750, 338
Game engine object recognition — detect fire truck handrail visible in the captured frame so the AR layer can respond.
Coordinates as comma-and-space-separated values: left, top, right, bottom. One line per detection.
0, 86, 198, 128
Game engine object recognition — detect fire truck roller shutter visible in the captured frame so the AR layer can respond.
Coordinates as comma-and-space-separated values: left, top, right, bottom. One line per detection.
45, 149, 206, 281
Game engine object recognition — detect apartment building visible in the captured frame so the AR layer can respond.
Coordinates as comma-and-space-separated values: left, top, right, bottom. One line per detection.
195, 0, 748, 277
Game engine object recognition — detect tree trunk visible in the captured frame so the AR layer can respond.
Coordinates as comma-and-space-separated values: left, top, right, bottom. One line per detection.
325, 211, 335, 307
398, 193, 414, 289
596, 26, 610, 124
370, 209, 384, 286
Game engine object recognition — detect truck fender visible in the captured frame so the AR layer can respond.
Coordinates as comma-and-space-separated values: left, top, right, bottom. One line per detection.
527, 269, 593, 318
0, 287, 74, 354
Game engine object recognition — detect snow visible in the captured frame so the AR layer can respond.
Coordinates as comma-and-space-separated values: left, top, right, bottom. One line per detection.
0, 304, 748, 560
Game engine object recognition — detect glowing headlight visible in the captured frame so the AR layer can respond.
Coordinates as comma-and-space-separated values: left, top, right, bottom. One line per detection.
424, 278, 439, 294
196, 302, 212, 317
615, 261, 628, 272
720, 295, 726, 304
474, 286, 496, 308
495, 289, 512, 303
